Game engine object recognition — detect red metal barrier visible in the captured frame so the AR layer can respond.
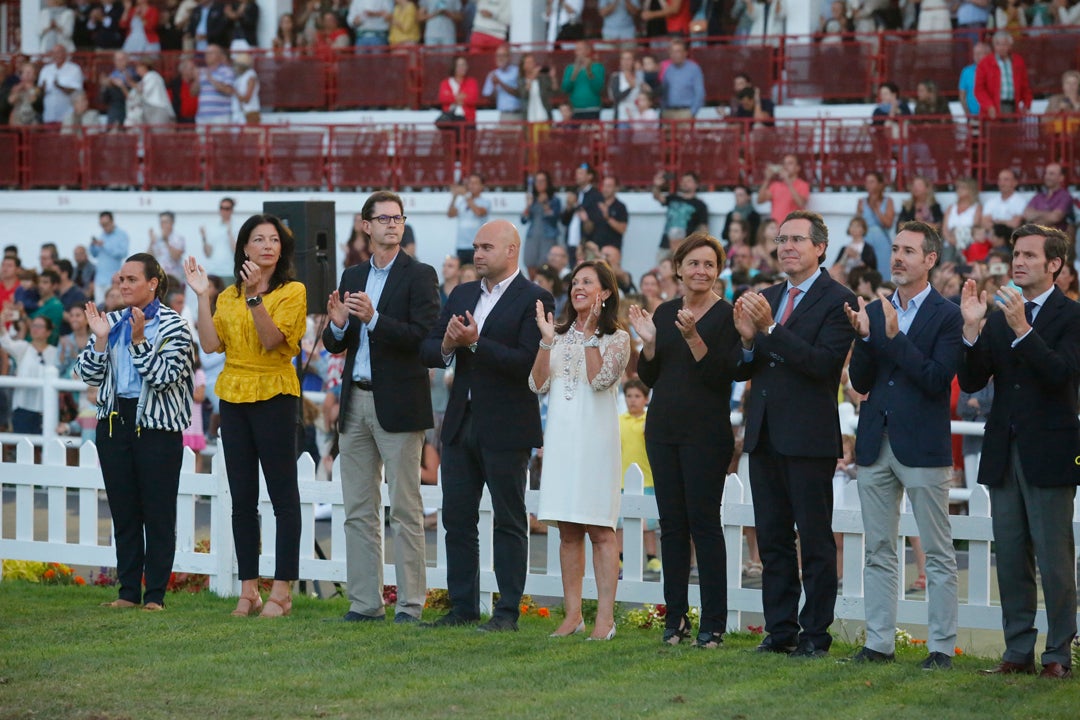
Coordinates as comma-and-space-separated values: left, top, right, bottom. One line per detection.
465, 125, 526, 189
820, 123, 892, 189
981, 117, 1059, 188
532, 123, 599, 190
326, 126, 395, 190
689, 44, 775, 106
256, 57, 328, 110
782, 42, 876, 102
24, 128, 81, 188
881, 35, 971, 100
334, 54, 414, 109
85, 131, 140, 188
603, 124, 668, 189
396, 127, 457, 188
671, 121, 743, 189
0, 129, 19, 187
418, 48, 499, 108
144, 127, 203, 188
205, 127, 264, 189
266, 128, 326, 189
746, 121, 820, 188
1015, 32, 1080, 99
900, 119, 973, 190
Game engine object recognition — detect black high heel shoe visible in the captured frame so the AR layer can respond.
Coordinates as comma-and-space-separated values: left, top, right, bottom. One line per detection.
662, 615, 692, 645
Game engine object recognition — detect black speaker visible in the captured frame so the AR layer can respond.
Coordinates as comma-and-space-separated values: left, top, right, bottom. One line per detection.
263, 201, 337, 315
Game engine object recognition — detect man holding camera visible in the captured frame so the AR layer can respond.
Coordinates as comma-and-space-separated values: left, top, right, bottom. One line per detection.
757, 154, 809, 225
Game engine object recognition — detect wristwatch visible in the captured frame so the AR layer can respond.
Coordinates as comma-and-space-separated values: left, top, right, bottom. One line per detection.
468, 341, 478, 353
766, 323, 777, 336
583, 335, 601, 348
245, 295, 263, 308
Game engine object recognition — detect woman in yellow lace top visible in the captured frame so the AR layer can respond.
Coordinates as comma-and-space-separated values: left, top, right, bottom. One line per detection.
184, 214, 307, 619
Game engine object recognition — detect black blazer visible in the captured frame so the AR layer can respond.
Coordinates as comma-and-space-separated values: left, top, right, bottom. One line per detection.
323, 252, 440, 434
734, 271, 857, 458
420, 274, 554, 450
957, 287, 1080, 488
186, 1, 232, 47
637, 298, 741, 447
849, 288, 962, 468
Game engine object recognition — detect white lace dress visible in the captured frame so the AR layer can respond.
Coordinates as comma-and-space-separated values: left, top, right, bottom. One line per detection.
531, 328, 631, 529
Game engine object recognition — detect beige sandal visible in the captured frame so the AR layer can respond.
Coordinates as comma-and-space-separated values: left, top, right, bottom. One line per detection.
258, 596, 292, 618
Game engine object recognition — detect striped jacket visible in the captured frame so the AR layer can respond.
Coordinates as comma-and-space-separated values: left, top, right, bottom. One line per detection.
74, 306, 195, 433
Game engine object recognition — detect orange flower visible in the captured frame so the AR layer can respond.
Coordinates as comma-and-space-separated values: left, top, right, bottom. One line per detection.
537, 607, 550, 618
60, 566, 72, 575
520, 604, 529, 616
43, 569, 56, 580
955, 647, 964, 656
911, 639, 926, 645
74, 576, 86, 586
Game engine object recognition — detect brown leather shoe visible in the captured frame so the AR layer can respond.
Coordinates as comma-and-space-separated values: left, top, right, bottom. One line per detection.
1039, 662, 1072, 679
980, 660, 1037, 675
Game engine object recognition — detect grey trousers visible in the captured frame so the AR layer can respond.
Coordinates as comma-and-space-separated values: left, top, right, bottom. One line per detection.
339, 386, 427, 618
857, 434, 958, 655
990, 441, 1077, 667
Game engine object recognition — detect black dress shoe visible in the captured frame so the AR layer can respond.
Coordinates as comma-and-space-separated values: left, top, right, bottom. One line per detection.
393, 612, 420, 624
921, 652, 953, 670
755, 636, 797, 654
421, 612, 479, 628
790, 639, 829, 659
328, 611, 383, 623
851, 646, 895, 663
477, 615, 518, 633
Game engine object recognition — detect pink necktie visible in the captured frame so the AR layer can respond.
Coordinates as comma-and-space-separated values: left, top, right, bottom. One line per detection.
779, 287, 802, 325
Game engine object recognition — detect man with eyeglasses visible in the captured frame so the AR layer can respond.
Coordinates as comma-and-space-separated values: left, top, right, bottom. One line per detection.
200, 197, 236, 284
733, 210, 857, 659
324, 191, 441, 624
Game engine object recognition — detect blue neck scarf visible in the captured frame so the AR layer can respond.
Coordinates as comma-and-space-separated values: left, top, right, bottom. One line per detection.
108, 299, 161, 347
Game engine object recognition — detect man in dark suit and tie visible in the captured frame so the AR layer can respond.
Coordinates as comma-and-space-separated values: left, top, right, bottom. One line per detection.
958, 224, 1080, 679
323, 191, 440, 624
733, 210, 857, 658
420, 220, 554, 631
844, 221, 962, 669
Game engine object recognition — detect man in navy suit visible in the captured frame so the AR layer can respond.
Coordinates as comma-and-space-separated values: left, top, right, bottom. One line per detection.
958, 224, 1080, 679
733, 210, 856, 658
324, 191, 440, 624
844, 221, 962, 669
420, 220, 554, 631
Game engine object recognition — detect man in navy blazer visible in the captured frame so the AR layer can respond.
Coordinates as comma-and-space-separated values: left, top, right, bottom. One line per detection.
958, 224, 1080, 679
733, 210, 857, 658
844, 221, 962, 669
323, 191, 440, 624
420, 220, 554, 631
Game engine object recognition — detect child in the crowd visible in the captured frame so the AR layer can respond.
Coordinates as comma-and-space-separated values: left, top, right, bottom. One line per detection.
617, 378, 660, 574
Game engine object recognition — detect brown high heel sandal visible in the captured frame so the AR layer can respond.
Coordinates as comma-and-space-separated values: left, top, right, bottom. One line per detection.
231, 594, 264, 617
258, 595, 292, 618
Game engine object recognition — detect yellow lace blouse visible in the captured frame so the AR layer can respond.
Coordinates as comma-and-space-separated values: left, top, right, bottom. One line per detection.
211, 281, 307, 403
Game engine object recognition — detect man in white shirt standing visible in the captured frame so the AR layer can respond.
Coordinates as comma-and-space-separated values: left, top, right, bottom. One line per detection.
37, 45, 84, 124
981, 168, 1027, 238
447, 174, 491, 266
199, 197, 236, 283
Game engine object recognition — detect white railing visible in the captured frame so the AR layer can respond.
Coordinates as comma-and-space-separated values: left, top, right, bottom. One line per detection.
4, 435, 1080, 634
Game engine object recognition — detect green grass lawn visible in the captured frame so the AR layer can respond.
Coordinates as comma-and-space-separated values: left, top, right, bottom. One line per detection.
1, 583, 1079, 720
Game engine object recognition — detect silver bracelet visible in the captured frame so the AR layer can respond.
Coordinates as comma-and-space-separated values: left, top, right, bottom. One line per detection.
539, 339, 554, 351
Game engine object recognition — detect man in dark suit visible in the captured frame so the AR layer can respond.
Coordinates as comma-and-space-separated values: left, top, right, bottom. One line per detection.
844, 221, 962, 669
185, 0, 232, 51
958, 224, 1080, 679
733, 209, 857, 658
323, 191, 440, 624
420, 220, 554, 631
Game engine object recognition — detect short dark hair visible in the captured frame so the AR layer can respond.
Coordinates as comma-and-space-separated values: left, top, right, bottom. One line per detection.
361, 190, 404, 220
897, 220, 943, 259
55, 258, 74, 278
782, 210, 829, 265
735, 72, 752, 84
623, 378, 649, 397
880, 81, 900, 96
40, 269, 60, 285
1010, 223, 1071, 280
737, 87, 755, 101
672, 231, 725, 281
160, 211, 175, 222
99, 211, 114, 221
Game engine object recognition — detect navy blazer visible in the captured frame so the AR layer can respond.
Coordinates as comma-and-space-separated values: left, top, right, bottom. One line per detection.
322, 252, 440, 434
957, 287, 1080, 488
734, 271, 857, 459
420, 274, 554, 451
849, 288, 962, 468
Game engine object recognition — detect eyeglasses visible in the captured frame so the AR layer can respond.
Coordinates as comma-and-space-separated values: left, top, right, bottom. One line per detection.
219, 205, 234, 211
370, 215, 407, 225
773, 235, 812, 246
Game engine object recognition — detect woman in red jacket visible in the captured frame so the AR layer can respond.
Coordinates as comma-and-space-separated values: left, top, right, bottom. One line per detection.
121, 0, 161, 53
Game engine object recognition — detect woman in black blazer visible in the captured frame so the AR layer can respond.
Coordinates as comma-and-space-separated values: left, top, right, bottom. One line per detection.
629, 232, 741, 649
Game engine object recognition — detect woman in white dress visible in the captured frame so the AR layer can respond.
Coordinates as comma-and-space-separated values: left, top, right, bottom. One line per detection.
531, 260, 631, 641
943, 177, 982, 263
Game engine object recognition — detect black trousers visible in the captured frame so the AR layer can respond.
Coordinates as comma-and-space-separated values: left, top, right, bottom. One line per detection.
441, 406, 530, 620
749, 428, 838, 648
97, 397, 183, 606
220, 394, 300, 581
646, 440, 731, 634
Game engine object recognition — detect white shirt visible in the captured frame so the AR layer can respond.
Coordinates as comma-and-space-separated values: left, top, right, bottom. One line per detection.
203, 219, 235, 277
546, 0, 583, 43
440, 269, 521, 367
0, 335, 60, 413
982, 192, 1027, 224
454, 194, 491, 250
38, 60, 85, 124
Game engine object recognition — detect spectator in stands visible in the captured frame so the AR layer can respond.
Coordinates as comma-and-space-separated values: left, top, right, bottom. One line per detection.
625, 86, 659, 133
31, 270, 64, 345
468, 0, 510, 52
545, 0, 584, 42
975, 31, 1032, 119
149, 211, 187, 282
349, 0, 392, 48
315, 11, 352, 57
601, 245, 635, 296
193, 44, 235, 125
981, 168, 1026, 238
273, 12, 302, 55
653, 170, 709, 256
0, 257, 19, 315
168, 0, 199, 50
91, 212, 130, 304
561, 41, 605, 121
57, 302, 90, 378
547, 244, 572, 281
600, 0, 640, 42
912, 79, 950, 119
89, 0, 127, 49
134, 56, 176, 126
168, 58, 199, 123
533, 264, 565, 318
0, 315, 59, 434
871, 81, 911, 133
609, 49, 642, 124
995, 0, 1027, 34
72, 245, 95, 297
389, 0, 420, 45
225, 0, 260, 47
562, 163, 602, 255
55, 259, 88, 313
856, 171, 895, 280
732, 86, 774, 128
448, 173, 490, 265
38, 45, 84, 125
848, 0, 885, 33
201, 197, 237, 282
60, 90, 100, 132
1056, 259, 1080, 301
483, 44, 521, 121
638, 0, 667, 40
40, 0, 75, 53
958, 41, 989, 118
722, 185, 762, 245
437, 55, 479, 127
1054, 0, 1080, 25
818, 0, 852, 40
230, 50, 260, 124
942, 177, 983, 263
588, 175, 629, 253
955, 0, 991, 42
915, 0, 952, 33
186, 0, 232, 51
833, 216, 878, 275
521, 170, 562, 275
40, 245, 58, 274
746, 0, 785, 42
1022, 162, 1072, 233
1045, 69, 1080, 135
659, 39, 704, 120
757, 153, 809, 224
896, 175, 943, 232
8, 63, 42, 126
100, 51, 136, 128
438, 254, 460, 304
120, 0, 161, 53
520, 54, 554, 127
343, 213, 370, 267
418, 0, 462, 46
72, 0, 95, 50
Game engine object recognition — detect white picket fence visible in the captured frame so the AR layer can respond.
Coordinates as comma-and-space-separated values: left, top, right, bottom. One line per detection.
4, 434, 1080, 634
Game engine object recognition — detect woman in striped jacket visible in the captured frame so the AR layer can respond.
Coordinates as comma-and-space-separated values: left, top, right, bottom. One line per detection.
75, 253, 195, 611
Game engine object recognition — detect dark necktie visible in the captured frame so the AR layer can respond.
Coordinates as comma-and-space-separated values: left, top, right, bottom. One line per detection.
1024, 301, 1036, 326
